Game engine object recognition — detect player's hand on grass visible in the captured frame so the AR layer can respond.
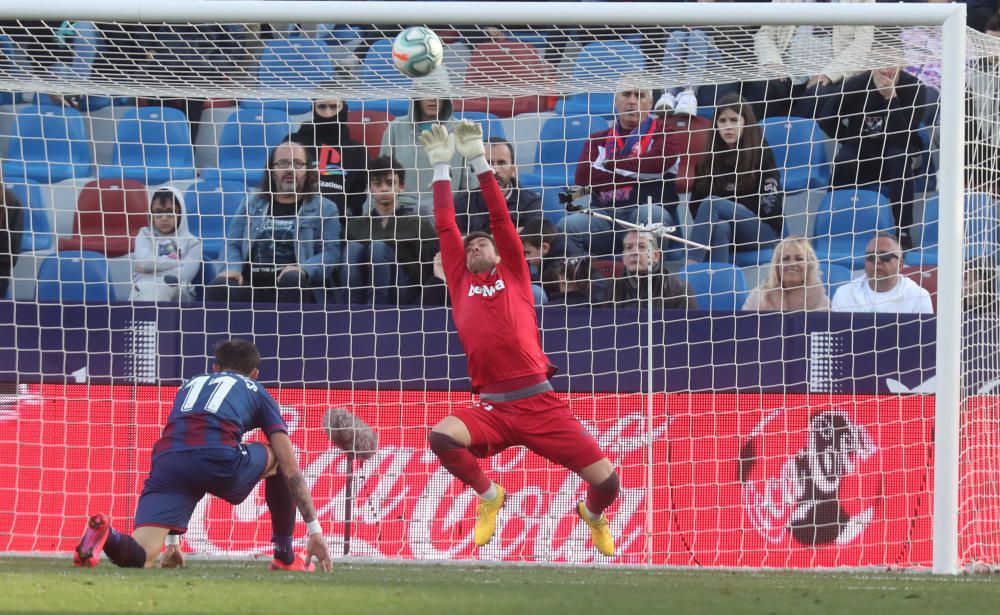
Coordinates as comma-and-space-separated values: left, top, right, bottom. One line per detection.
160, 544, 186, 568
418, 123, 455, 166
454, 119, 485, 160
305, 532, 333, 572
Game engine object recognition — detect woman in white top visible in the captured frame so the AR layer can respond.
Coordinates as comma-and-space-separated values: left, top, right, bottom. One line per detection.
743, 236, 830, 311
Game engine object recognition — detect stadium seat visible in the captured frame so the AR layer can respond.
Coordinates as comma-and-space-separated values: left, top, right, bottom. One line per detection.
901, 264, 938, 312
2, 104, 92, 183
460, 41, 553, 117
356, 39, 412, 116
820, 263, 855, 299
812, 189, 894, 269
7, 179, 53, 252
539, 187, 569, 224
453, 111, 506, 140
258, 37, 337, 111
760, 116, 832, 192
36, 250, 113, 302
963, 192, 998, 260
668, 114, 713, 194
101, 106, 195, 185
184, 180, 248, 261
733, 246, 776, 268
200, 108, 292, 188
58, 178, 149, 258
555, 41, 646, 117
346, 110, 393, 160
905, 195, 939, 267
679, 262, 748, 311
239, 98, 314, 117
518, 114, 609, 189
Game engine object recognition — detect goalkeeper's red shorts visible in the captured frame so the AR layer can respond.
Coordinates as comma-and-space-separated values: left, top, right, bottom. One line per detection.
452, 390, 606, 473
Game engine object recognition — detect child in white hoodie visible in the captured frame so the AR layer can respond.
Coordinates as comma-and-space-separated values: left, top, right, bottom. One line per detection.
131, 187, 202, 302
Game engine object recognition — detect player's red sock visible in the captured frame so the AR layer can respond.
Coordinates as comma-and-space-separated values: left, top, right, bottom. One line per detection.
265, 476, 296, 565
103, 528, 147, 568
584, 472, 620, 518
428, 432, 492, 494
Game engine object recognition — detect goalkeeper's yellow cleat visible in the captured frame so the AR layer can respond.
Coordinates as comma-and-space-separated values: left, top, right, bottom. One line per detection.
473, 484, 505, 547
577, 501, 615, 557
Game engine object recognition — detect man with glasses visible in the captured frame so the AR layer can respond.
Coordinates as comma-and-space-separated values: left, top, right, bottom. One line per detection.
831, 233, 932, 313
206, 138, 343, 305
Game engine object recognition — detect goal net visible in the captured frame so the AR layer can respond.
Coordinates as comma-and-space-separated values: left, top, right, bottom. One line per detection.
0, 4, 993, 570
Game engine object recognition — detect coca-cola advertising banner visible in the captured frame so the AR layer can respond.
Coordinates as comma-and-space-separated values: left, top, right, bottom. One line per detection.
1, 384, 966, 568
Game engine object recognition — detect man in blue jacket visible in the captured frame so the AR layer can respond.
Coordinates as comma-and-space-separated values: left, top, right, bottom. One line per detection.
206, 139, 342, 304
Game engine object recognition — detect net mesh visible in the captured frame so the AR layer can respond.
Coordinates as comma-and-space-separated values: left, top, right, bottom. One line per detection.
0, 15, 995, 569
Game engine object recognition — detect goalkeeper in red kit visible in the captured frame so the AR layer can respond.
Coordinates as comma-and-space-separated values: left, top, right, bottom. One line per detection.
420, 120, 619, 556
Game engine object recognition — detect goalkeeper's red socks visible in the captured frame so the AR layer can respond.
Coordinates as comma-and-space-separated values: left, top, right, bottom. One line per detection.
428, 432, 492, 494
584, 472, 620, 518
265, 476, 297, 565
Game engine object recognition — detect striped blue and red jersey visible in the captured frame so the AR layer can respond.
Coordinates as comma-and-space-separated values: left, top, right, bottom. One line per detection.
151, 371, 287, 460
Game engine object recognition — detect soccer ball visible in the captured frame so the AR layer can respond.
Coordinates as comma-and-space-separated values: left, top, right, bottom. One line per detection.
392, 27, 444, 78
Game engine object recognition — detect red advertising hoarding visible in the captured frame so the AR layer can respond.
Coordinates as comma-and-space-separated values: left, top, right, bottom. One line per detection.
0, 385, 945, 567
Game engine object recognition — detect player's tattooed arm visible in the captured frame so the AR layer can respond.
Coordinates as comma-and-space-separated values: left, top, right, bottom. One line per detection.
268, 431, 319, 521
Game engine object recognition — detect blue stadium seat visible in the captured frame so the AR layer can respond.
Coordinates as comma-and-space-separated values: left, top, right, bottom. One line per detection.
2, 104, 92, 183
239, 98, 313, 116
679, 262, 748, 311
357, 39, 412, 116
760, 116, 832, 192
812, 189, 894, 268
518, 114, 609, 189
100, 106, 195, 185
36, 250, 113, 302
200, 109, 291, 188
454, 111, 506, 140
964, 192, 998, 260
184, 180, 248, 261
556, 41, 646, 117
820, 263, 855, 299
905, 195, 938, 267
7, 179, 52, 252
539, 187, 568, 225
258, 38, 337, 111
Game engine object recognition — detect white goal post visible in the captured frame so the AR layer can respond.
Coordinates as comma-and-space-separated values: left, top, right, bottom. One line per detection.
0, 1, 978, 574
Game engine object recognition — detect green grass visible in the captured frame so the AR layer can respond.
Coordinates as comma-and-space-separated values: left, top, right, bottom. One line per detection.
1, 558, 999, 614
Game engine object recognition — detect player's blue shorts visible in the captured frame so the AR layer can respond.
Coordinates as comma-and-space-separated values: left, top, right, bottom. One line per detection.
134, 443, 269, 533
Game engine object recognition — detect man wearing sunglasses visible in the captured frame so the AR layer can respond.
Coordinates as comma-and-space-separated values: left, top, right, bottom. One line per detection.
831, 233, 933, 313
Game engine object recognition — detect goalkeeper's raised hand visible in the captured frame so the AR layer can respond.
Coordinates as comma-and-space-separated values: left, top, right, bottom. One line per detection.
454, 119, 485, 160
418, 123, 455, 167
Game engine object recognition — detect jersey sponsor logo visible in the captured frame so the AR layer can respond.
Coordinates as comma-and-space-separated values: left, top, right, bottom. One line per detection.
467, 279, 506, 297
318, 145, 345, 176
739, 409, 877, 547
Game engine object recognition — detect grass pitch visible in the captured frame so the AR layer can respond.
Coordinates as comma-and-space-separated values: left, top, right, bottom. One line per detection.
1, 557, 999, 614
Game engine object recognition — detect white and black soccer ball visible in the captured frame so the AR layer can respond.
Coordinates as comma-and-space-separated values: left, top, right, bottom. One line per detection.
392, 26, 444, 78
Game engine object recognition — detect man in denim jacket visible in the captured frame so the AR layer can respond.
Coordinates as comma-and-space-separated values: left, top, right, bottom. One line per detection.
206, 139, 342, 305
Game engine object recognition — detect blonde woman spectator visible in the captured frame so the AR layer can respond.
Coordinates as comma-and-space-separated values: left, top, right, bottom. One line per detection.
743, 237, 829, 311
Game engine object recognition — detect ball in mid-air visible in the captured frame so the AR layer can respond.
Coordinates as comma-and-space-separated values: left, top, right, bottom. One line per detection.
392, 26, 444, 78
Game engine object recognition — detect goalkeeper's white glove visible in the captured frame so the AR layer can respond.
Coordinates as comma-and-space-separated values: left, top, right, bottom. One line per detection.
418, 123, 455, 167
454, 119, 485, 160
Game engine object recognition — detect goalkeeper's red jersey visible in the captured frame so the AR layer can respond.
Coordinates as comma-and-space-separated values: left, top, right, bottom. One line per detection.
434, 171, 554, 393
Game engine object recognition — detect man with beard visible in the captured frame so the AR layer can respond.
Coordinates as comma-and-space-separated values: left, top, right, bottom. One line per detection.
292, 95, 369, 221
206, 139, 342, 305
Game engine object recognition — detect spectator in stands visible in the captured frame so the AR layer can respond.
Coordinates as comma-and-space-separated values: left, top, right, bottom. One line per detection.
455, 138, 542, 235
967, 15, 1000, 194
742, 0, 874, 119
293, 95, 369, 222
379, 68, 465, 216
206, 138, 342, 305
520, 215, 560, 305
130, 187, 202, 303
542, 255, 613, 307
831, 233, 933, 313
560, 77, 686, 257
343, 156, 438, 305
613, 230, 697, 310
821, 61, 927, 251
0, 185, 23, 300
686, 95, 783, 263
743, 237, 829, 311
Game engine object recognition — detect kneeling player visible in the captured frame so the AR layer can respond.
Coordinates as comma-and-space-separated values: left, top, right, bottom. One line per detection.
74, 339, 332, 571
420, 121, 619, 556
